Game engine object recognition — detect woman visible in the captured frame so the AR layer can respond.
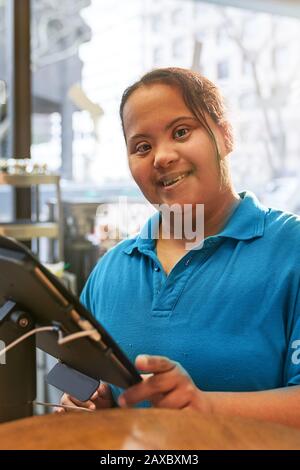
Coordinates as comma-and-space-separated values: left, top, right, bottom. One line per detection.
58, 67, 300, 426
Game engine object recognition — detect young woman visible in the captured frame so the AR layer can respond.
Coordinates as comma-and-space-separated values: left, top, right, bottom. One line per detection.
58, 68, 300, 427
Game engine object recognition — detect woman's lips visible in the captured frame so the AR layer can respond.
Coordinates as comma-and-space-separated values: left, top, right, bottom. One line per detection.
158, 171, 192, 191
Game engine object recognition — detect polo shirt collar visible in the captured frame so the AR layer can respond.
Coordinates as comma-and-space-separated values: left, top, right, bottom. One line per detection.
218, 191, 268, 241
123, 191, 267, 255
123, 211, 159, 255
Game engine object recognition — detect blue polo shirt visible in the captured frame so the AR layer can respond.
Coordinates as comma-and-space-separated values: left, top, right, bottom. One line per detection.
80, 191, 300, 404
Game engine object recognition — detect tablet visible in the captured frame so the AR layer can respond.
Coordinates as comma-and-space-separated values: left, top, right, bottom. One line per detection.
0, 235, 141, 390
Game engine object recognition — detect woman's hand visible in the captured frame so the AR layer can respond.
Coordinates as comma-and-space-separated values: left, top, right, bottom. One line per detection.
118, 355, 212, 412
54, 382, 114, 413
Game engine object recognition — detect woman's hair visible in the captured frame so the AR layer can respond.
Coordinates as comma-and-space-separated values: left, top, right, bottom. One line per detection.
119, 67, 234, 186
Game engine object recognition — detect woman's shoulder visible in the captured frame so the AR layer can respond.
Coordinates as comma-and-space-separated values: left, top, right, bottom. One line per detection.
264, 206, 300, 255
92, 236, 139, 271
81, 237, 139, 296
266, 206, 300, 234
103, 236, 139, 257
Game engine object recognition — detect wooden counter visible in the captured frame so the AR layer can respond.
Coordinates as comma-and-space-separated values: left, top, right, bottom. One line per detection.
0, 409, 300, 450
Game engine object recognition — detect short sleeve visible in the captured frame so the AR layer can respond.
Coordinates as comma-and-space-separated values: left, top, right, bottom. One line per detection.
79, 258, 105, 316
80, 274, 92, 311
284, 285, 300, 386
79, 268, 95, 313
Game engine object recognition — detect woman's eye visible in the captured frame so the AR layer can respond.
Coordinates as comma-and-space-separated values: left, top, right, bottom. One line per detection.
136, 143, 151, 154
174, 128, 189, 139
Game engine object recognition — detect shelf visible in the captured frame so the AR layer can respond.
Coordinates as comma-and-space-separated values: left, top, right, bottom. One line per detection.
0, 172, 63, 260
0, 222, 59, 239
0, 174, 60, 187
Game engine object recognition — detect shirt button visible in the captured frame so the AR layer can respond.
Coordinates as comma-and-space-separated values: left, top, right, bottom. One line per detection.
154, 266, 160, 271
185, 258, 192, 266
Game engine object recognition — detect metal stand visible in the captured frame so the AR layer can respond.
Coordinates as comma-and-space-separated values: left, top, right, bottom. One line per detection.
0, 300, 36, 423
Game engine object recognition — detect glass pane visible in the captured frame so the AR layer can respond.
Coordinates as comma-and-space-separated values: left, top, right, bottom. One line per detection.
58, 1, 300, 212
30, 0, 300, 290
0, 0, 8, 158
31, 0, 92, 179
0, 0, 13, 222
30, 0, 300, 249
77, 0, 297, 214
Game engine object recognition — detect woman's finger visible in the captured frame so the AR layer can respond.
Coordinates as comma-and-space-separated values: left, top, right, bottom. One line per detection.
119, 371, 179, 407
96, 382, 112, 400
135, 355, 176, 374
61, 393, 96, 410
54, 405, 65, 414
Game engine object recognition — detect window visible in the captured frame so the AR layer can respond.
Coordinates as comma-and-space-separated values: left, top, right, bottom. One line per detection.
153, 46, 164, 65
171, 8, 183, 25
27, 0, 300, 211
0, 80, 7, 158
243, 13, 260, 40
242, 56, 253, 76
31, 0, 92, 179
172, 37, 184, 59
275, 45, 288, 68
0, 0, 8, 158
216, 26, 228, 45
151, 14, 162, 32
217, 60, 229, 79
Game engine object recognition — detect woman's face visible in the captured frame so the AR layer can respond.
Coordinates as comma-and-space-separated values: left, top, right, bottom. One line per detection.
123, 83, 228, 208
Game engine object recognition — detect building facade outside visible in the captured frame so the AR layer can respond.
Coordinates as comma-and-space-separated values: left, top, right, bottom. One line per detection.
78, 0, 300, 211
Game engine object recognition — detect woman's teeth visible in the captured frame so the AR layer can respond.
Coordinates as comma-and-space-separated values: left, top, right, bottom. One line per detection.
162, 173, 189, 187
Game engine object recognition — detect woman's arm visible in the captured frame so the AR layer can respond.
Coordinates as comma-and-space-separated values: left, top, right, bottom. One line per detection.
206, 386, 300, 428
118, 355, 300, 428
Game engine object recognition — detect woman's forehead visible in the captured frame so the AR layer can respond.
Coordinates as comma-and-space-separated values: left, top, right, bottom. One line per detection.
123, 84, 191, 133
124, 83, 185, 110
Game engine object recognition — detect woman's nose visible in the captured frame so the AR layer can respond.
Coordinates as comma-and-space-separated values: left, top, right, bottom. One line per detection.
153, 145, 179, 169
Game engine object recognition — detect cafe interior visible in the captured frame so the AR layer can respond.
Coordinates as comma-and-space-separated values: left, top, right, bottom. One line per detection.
0, 0, 300, 451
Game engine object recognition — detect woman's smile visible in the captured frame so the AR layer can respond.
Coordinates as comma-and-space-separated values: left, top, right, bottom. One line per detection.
157, 170, 193, 191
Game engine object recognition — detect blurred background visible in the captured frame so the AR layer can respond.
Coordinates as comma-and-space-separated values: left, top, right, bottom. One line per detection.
0, 0, 299, 411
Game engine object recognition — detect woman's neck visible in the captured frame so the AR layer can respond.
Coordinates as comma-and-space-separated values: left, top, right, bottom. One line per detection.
203, 188, 241, 238
158, 188, 241, 251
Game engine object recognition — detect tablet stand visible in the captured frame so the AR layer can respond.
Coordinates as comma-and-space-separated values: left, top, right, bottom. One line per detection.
0, 235, 142, 423
0, 299, 100, 423
0, 300, 36, 423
